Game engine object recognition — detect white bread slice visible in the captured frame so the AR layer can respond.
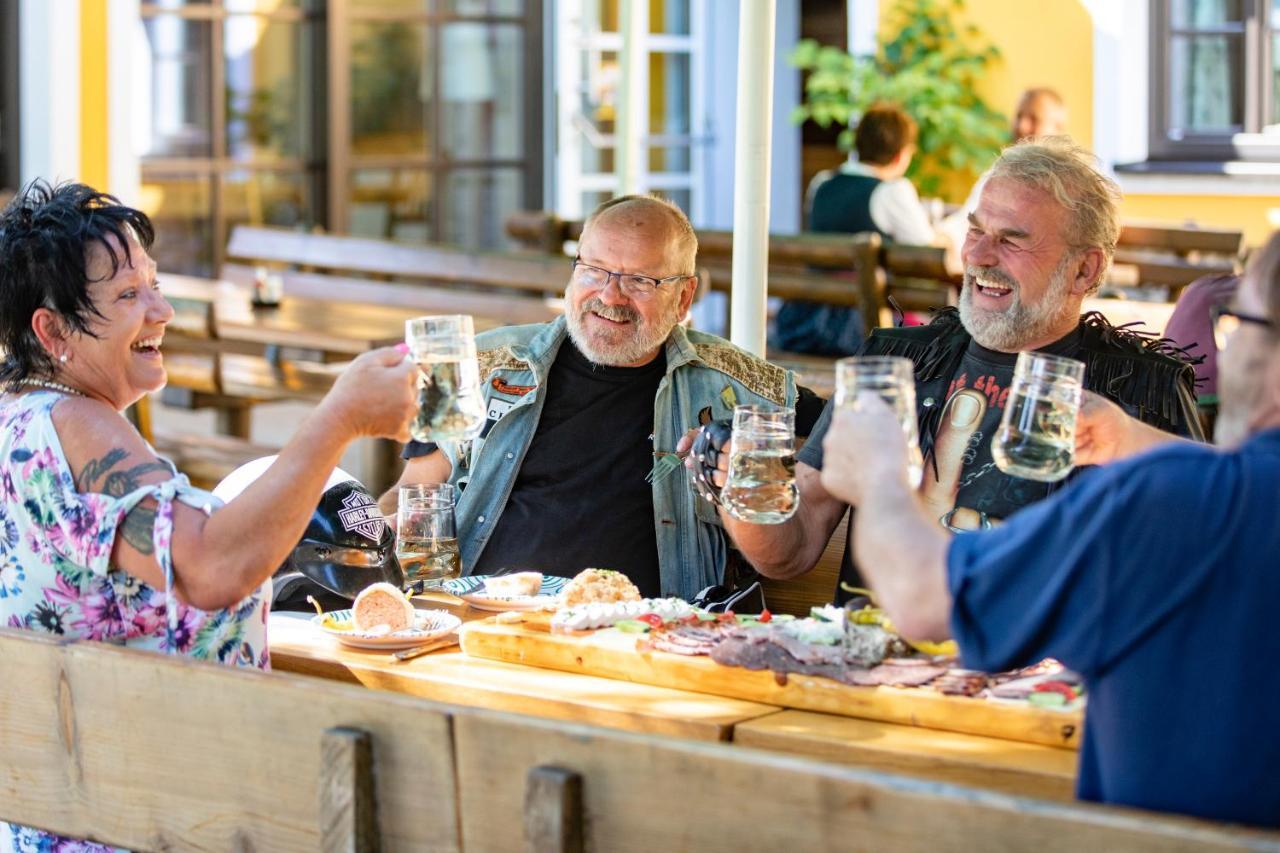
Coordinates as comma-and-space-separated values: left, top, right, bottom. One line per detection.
483, 572, 544, 598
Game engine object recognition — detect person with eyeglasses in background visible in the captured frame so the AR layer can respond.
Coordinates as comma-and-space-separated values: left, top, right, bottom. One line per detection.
383, 195, 819, 601
812, 230, 1280, 827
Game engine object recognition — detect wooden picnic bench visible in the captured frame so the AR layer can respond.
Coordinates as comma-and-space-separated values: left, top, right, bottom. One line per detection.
3, 628, 1277, 851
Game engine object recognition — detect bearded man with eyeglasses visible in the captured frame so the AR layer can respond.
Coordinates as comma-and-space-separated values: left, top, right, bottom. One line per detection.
383, 195, 803, 600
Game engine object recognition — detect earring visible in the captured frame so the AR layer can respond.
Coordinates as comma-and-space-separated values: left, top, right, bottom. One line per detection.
58, 353, 68, 364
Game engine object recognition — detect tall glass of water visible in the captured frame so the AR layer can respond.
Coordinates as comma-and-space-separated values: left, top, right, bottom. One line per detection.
720, 404, 800, 524
406, 315, 486, 443
992, 352, 1085, 482
396, 483, 461, 591
834, 356, 924, 488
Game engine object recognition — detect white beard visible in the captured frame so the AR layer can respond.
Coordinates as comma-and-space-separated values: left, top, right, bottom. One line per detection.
565, 294, 681, 366
958, 256, 1077, 351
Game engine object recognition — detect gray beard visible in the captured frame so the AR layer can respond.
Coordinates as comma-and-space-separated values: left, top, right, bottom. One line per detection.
958, 258, 1077, 351
565, 295, 680, 366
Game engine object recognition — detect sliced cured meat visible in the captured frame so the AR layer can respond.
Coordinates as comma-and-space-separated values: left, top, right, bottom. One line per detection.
839, 663, 949, 687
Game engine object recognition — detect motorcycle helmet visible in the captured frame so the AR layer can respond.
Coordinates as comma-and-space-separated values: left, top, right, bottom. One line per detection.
214, 457, 405, 611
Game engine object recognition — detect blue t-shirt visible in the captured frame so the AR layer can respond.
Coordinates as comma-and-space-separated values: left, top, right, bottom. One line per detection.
947, 429, 1280, 827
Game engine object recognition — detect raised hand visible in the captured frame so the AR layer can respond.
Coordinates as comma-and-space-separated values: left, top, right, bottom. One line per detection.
320, 345, 418, 443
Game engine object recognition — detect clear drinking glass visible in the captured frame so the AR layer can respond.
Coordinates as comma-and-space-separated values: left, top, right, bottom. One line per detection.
720, 404, 800, 524
991, 351, 1085, 483
406, 315, 486, 443
396, 483, 461, 591
835, 356, 925, 488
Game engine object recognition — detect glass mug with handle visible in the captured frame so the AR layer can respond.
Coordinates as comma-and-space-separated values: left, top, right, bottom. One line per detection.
834, 356, 925, 488
396, 483, 461, 591
991, 351, 1085, 482
406, 314, 486, 443
720, 404, 800, 524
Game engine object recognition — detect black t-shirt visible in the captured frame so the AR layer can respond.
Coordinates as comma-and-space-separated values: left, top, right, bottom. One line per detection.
472, 340, 666, 597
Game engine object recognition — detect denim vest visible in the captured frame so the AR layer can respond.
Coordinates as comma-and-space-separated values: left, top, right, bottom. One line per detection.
441, 317, 797, 601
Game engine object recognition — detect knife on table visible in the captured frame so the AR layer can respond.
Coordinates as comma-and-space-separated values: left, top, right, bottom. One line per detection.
391, 632, 460, 662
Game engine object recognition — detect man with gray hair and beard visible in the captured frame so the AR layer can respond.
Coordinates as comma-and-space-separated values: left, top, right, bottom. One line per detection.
386, 195, 798, 601
706, 138, 1203, 602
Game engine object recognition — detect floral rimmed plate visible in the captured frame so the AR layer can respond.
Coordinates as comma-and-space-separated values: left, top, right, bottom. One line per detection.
312, 608, 462, 650
442, 574, 568, 612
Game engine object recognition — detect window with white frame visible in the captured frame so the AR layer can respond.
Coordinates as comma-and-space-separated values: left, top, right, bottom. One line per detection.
555, 0, 700, 219
1150, 0, 1280, 161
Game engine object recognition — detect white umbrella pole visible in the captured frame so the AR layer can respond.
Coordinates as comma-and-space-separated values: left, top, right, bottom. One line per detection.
729, 0, 775, 357
616, 0, 648, 196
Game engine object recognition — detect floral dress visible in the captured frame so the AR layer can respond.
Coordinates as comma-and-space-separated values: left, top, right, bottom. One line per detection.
0, 390, 272, 852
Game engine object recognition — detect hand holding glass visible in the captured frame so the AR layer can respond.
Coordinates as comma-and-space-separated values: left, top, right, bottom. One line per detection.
834, 356, 924, 488
720, 404, 799, 524
406, 315, 486, 443
992, 352, 1085, 482
396, 484, 461, 590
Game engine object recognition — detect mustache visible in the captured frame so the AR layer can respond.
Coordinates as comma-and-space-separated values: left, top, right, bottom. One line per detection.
964, 266, 1019, 290
579, 298, 642, 324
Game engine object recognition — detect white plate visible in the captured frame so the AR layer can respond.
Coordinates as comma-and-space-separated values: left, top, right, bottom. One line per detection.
443, 574, 567, 612
312, 608, 462, 650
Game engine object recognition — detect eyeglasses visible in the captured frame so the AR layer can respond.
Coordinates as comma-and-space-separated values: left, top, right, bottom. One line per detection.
1212, 305, 1274, 350
571, 257, 691, 300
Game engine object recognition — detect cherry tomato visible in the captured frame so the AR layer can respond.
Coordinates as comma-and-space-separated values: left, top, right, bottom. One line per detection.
758, 609, 773, 623
636, 613, 664, 628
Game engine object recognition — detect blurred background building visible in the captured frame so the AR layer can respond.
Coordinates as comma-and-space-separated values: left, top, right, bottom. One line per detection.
1, 0, 1278, 266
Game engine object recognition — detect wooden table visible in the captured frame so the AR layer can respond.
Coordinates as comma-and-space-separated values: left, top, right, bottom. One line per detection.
268, 610, 778, 741
162, 273, 503, 360
735, 710, 1077, 801
270, 608, 1081, 799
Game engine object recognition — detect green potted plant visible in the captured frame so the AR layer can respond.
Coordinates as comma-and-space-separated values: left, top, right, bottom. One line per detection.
791, 0, 1008, 199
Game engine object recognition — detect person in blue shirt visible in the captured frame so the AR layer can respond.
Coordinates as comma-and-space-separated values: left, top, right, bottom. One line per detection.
816, 231, 1280, 827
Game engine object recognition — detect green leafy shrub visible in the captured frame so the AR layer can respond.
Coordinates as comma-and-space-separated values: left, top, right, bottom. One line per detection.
791, 0, 1008, 198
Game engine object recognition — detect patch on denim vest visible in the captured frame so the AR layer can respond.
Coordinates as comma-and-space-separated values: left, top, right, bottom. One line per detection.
477, 345, 528, 384
692, 343, 789, 405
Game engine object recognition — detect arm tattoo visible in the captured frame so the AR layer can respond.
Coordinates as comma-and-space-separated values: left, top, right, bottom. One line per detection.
76, 449, 170, 556
76, 448, 129, 492
121, 505, 157, 555
102, 461, 172, 497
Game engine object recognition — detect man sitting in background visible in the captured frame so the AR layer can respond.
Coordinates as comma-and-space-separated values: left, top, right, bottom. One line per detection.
384, 195, 800, 601
776, 102, 950, 357
814, 230, 1280, 828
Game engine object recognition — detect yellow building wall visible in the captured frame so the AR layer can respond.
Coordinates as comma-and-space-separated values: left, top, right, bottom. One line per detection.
938, 0, 1094, 150
1122, 195, 1280, 248
882, 0, 1277, 246
80, 0, 109, 191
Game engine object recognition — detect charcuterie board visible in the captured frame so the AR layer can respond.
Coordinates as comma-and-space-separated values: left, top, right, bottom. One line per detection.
459, 617, 1083, 750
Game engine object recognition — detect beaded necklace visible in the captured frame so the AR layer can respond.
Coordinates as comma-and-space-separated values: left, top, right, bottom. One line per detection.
18, 377, 86, 397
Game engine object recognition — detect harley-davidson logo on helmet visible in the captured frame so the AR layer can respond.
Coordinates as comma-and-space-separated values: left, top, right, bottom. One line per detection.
338, 491, 385, 542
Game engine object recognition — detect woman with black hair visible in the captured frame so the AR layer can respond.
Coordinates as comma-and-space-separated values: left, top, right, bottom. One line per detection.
0, 182, 417, 850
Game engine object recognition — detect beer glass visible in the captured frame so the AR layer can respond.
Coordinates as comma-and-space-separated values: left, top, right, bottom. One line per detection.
835, 356, 924, 488
720, 404, 799, 524
406, 315, 486, 443
396, 483, 461, 590
992, 351, 1085, 482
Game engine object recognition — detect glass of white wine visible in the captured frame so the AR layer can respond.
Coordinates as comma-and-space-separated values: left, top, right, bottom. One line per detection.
406, 315, 486, 443
720, 404, 799, 524
991, 351, 1085, 482
834, 356, 924, 488
396, 483, 461, 591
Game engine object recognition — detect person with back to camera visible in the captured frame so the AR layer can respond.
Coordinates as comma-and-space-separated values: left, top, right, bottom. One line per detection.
776, 102, 951, 357
0, 181, 417, 852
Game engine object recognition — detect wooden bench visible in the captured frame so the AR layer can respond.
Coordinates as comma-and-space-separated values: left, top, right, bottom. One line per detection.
1110, 222, 1244, 298
3, 629, 1276, 852
225, 225, 570, 321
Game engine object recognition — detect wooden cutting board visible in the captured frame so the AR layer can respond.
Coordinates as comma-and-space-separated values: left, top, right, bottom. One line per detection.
460, 618, 1083, 750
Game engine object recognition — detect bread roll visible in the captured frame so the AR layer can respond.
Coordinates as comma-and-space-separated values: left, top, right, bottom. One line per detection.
351, 582, 415, 633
